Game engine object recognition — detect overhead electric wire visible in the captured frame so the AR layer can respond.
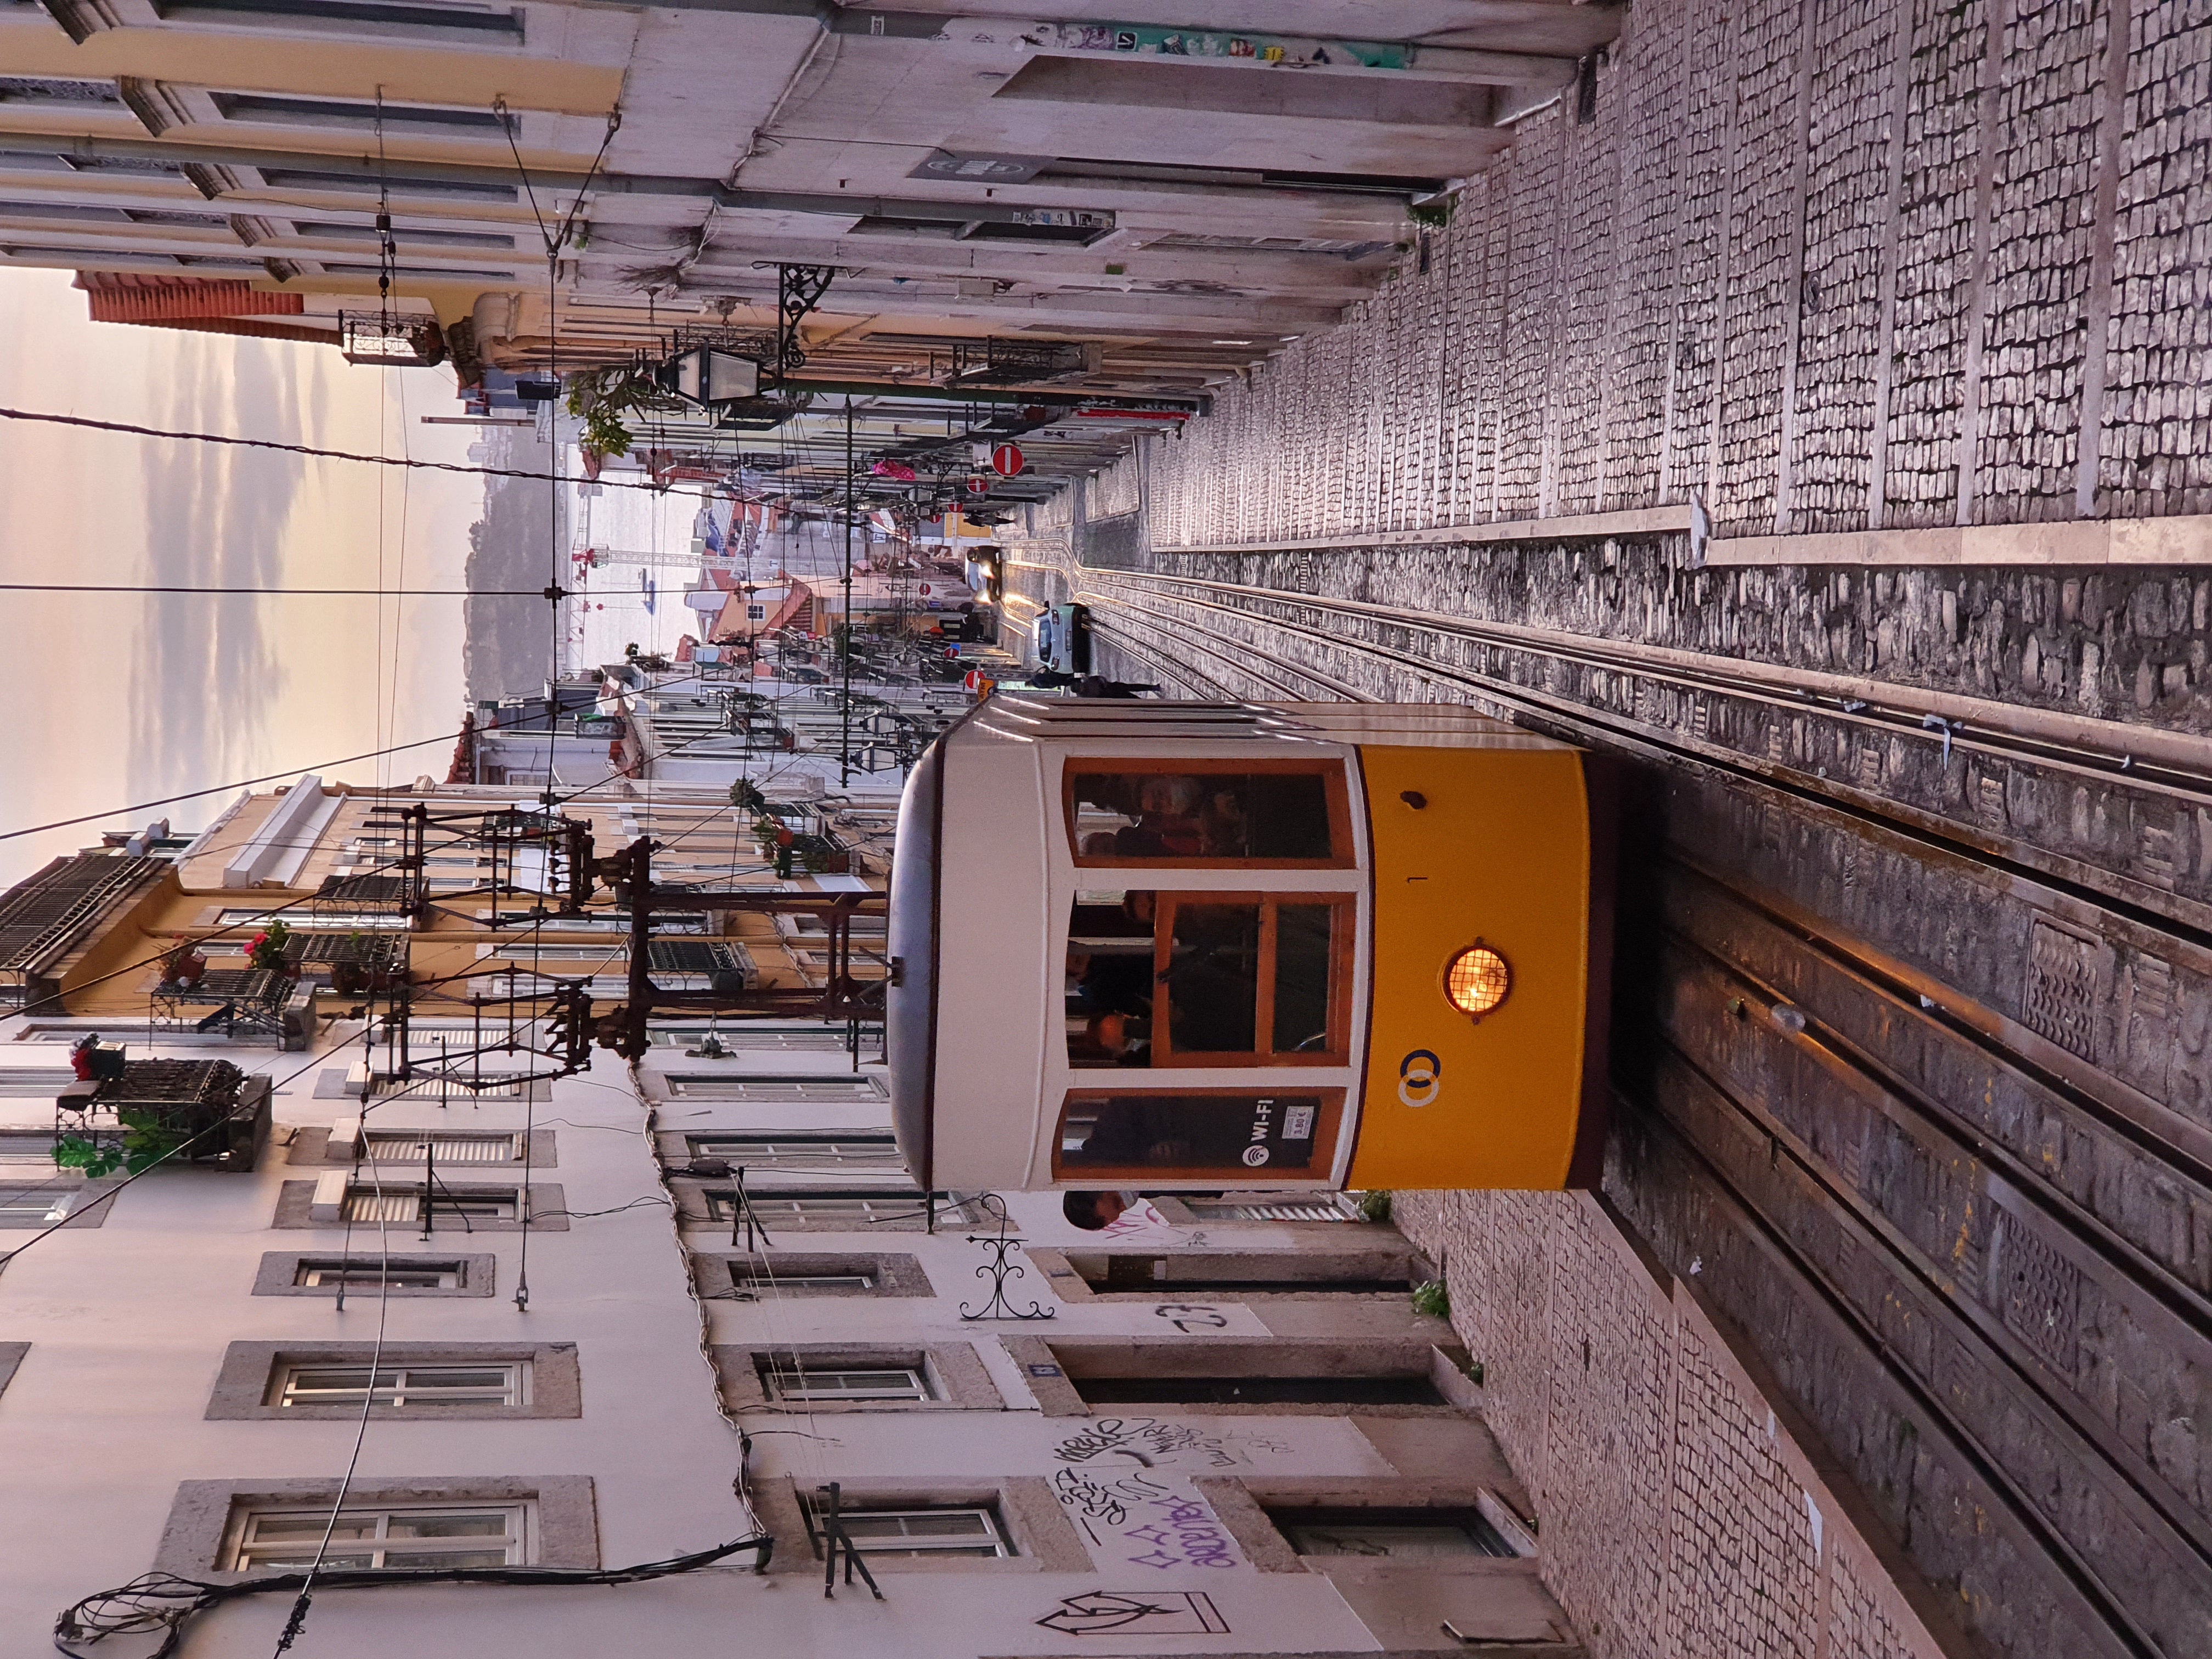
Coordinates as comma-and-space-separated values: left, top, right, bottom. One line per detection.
0, 405, 680, 493
0, 584, 569, 596
0, 730, 469, 845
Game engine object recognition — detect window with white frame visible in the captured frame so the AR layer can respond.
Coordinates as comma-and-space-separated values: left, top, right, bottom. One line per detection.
648, 1026, 850, 1052
809, 1500, 1011, 1559
363, 1131, 521, 1163
343, 1186, 520, 1223
0, 1185, 75, 1223
228, 1502, 530, 1571
157, 1, 525, 47
764, 1364, 927, 1403
294, 1258, 463, 1290
216, 908, 406, 931
687, 1135, 900, 1170
274, 1361, 527, 1409
708, 1189, 919, 1226
1182, 1194, 1367, 1223
664, 1075, 885, 1103
0, 1068, 80, 1096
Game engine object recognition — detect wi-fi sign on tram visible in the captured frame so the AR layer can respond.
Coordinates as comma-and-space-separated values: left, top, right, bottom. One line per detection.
990, 442, 1026, 477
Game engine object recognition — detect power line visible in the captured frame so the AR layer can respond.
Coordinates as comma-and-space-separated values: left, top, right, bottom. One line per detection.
0, 403, 675, 493
0, 730, 467, 845
0, 585, 564, 597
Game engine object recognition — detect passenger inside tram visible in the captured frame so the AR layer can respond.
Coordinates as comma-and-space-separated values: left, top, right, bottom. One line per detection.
1068, 770, 1336, 862
1057, 1092, 1328, 1229
1064, 893, 1341, 1066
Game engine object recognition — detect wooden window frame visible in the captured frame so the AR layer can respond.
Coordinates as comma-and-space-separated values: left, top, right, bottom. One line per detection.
1151, 892, 1353, 1068
1050, 1087, 1346, 1184
1062, 757, 1355, 870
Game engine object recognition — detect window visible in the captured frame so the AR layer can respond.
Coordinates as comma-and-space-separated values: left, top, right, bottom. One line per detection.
158, 1, 524, 44
1065, 893, 1349, 1067
650, 1027, 850, 1052
664, 1075, 886, 1103
809, 1500, 1011, 1559
708, 1189, 920, 1226
295, 1258, 463, 1290
0, 1068, 78, 1096
742, 1271, 875, 1292
343, 1186, 519, 1223
1055, 1091, 1339, 1180
1273, 1507, 1515, 1559
1180, 1193, 1369, 1223
1066, 763, 1348, 866
0, 1185, 74, 1224
216, 908, 406, 930
275, 1362, 525, 1408
210, 93, 512, 135
1075, 1374, 1446, 1407
687, 1135, 900, 1170
309, 217, 518, 245
363, 1131, 521, 1163
765, 1365, 927, 1403
256, 167, 518, 203
229, 1503, 528, 1571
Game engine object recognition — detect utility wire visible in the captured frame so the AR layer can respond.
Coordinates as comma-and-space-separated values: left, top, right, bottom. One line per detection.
0, 585, 562, 597
0, 405, 677, 492
0, 731, 469, 844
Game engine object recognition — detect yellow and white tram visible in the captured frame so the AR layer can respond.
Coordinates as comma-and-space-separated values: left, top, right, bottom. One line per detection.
885, 696, 1616, 1205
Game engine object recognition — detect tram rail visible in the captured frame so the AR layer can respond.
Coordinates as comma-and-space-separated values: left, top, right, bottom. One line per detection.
1064, 562, 2212, 1659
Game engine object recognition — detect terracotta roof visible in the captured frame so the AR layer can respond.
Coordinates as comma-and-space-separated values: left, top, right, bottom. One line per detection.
75, 272, 306, 324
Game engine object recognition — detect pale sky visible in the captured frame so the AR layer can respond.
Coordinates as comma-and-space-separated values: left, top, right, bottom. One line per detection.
0, 267, 479, 884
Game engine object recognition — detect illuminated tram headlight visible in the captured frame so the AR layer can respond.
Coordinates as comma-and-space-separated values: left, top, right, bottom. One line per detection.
1443, 945, 1511, 1019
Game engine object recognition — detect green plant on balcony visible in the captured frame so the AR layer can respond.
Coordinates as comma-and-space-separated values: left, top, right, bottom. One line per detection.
55, 1108, 189, 1178
246, 920, 293, 975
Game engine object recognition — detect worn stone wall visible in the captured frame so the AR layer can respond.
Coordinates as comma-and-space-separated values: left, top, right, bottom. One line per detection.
1139, 0, 2211, 541
1395, 1189, 1959, 1659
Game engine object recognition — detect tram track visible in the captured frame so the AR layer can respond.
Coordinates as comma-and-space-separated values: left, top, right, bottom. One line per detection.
1063, 563, 2212, 1659
1076, 567, 2212, 944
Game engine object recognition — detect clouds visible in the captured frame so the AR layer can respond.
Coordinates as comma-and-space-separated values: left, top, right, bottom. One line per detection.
0, 268, 479, 885
127, 330, 317, 798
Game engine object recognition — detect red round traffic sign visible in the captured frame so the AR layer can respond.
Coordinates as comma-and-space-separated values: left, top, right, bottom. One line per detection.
990, 442, 1026, 477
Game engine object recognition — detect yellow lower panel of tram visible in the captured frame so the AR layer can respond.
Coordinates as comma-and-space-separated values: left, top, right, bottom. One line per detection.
1346, 744, 1595, 1191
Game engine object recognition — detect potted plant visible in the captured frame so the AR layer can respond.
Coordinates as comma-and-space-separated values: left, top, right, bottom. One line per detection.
163, 944, 208, 988
247, 919, 293, 975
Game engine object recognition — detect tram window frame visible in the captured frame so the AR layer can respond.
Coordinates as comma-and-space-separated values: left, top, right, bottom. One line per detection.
1062, 758, 1354, 870
1049, 1088, 1345, 1184
1066, 893, 1352, 1068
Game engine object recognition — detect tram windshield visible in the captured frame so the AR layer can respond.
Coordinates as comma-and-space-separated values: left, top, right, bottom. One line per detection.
1066, 764, 1346, 865
1054, 1091, 1340, 1179
1065, 893, 1346, 1067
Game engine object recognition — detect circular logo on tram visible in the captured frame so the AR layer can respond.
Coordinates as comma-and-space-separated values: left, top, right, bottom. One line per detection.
1397, 1049, 1443, 1108
1240, 1144, 1271, 1167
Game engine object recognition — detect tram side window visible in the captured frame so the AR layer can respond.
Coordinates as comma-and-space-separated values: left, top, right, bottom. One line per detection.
1068, 768, 1340, 864
1057, 1093, 1335, 1177
1065, 894, 1346, 1067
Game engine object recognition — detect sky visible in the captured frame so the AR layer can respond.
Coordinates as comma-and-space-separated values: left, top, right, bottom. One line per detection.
0, 267, 481, 885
